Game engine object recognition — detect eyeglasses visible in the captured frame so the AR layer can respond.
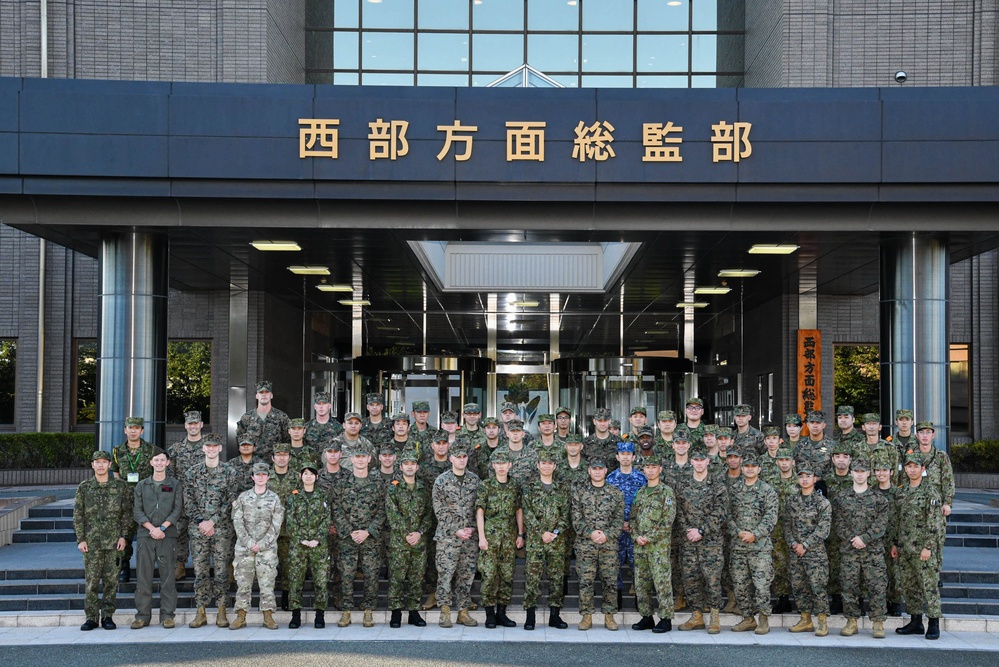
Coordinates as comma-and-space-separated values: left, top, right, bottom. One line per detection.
686, 405, 704, 411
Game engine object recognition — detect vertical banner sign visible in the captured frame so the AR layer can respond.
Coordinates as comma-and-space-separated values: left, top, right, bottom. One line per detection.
797, 330, 822, 416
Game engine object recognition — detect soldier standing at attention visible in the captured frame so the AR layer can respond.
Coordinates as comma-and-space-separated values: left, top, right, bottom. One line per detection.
183, 432, 238, 629
286, 464, 332, 630
555, 406, 575, 442
911, 421, 955, 541
230, 462, 284, 630
304, 391, 343, 453
130, 448, 183, 630
824, 441, 854, 615
267, 442, 301, 610
458, 402, 487, 458
475, 417, 504, 478
111, 416, 155, 583
733, 404, 765, 456
361, 393, 390, 444
835, 405, 865, 450
583, 408, 617, 469
408, 400, 436, 453
385, 450, 431, 629
834, 458, 889, 638
317, 439, 347, 610
75, 450, 132, 631
794, 410, 834, 482
873, 456, 903, 615
572, 457, 625, 631
387, 411, 414, 456
606, 441, 647, 601
609, 419, 622, 439
662, 428, 692, 612
236, 380, 290, 461
783, 465, 832, 636
332, 445, 386, 628
893, 452, 947, 640
630, 453, 677, 633
520, 449, 571, 631
683, 397, 707, 447
728, 453, 779, 635
891, 408, 916, 456
768, 448, 798, 614
860, 413, 900, 482
535, 413, 560, 452
225, 436, 260, 495
419, 430, 453, 611
432, 440, 481, 629
167, 410, 205, 581
476, 449, 524, 629
288, 418, 318, 472
502, 420, 539, 487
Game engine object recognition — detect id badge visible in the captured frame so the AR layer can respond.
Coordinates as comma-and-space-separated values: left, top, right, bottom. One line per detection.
922, 469, 927, 478
127, 472, 139, 484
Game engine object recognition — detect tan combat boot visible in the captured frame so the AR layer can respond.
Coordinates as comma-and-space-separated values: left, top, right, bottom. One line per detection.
175, 562, 186, 580
578, 614, 592, 631
439, 604, 453, 628
731, 615, 758, 632
189, 607, 207, 628
604, 613, 619, 631
840, 617, 858, 636
722, 590, 739, 614
216, 606, 229, 628
754, 613, 769, 635
815, 613, 829, 637
707, 608, 721, 634
229, 610, 247, 630
262, 610, 278, 630
363, 609, 374, 627
789, 613, 814, 633
872, 620, 885, 639
673, 594, 687, 612
457, 609, 478, 627
337, 610, 352, 627
422, 592, 437, 610
678, 610, 705, 631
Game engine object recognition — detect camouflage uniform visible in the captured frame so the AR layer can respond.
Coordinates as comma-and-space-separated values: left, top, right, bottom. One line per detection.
677, 470, 729, 612
317, 464, 348, 605
865, 439, 901, 485
734, 426, 765, 457
555, 454, 590, 489
728, 478, 779, 617
110, 439, 155, 567
433, 466, 481, 610
663, 455, 692, 600
911, 443, 955, 558
572, 477, 625, 614
267, 469, 301, 591
504, 444, 539, 487
521, 475, 571, 609
835, 483, 889, 621
332, 471, 386, 610
184, 461, 238, 609
631, 474, 677, 618
225, 456, 261, 495
767, 471, 798, 597
419, 452, 453, 595
385, 474, 432, 611
782, 487, 832, 615
74, 468, 132, 622
167, 435, 204, 570
236, 407, 290, 461
792, 438, 833, 480
824, 467, 854, 596
583, 434, 619, 471
289, 445, 319, 474
232, 485, 285, 612
305, 418, 343, 453
476, 474, 521, 607
874, 478, 903, 608
286, 487, 332, 611
896, 477, 946, 618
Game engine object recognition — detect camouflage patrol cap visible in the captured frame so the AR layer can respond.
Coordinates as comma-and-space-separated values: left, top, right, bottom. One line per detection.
366, 393, 384, 405
398, 450, 419, 464
836, 405, 854, 416
588, 457, 608, 469
343, 412, 362, 422
806, 410, 826, 422
273, 442, 291, 454
252, 462, 271, 475
411, 401, 430, 412
238, 435, 255, 446
500, 401, 517, 413
566, 433, 583, 444
463, 402, 481, 414
610, 419, 622, 429
741, 452, 760, 466
538, 449, 558, 463
763, 426, 781, 437
716, 427, 733, 439
850, 458, 871, 472
314, 392, 331, 404
184, 410, 202, 423
797, 465, 815, 476
537, 413, 555, 423
641, 453, 663, 467
725, 447, 743, 459
673, 428, 690, 442
862, 412, 880, 424
391, 412, 410, 422
482, 416, 500, 426
379, 443, 397, 456
617, 441, 635, 453
255, 380, 272, 392
507, 420, 525, 432
776, 448, 794, 459
915, 421, 935, 432
556, 406, 571, 416
202, 433, 224, 446
871, 455, 893, 470
784, 413, 803, 426
689, 445, 709, 460
630, 406, 647, 416
594, 407, 612, 420
432, 429, 449, 442
636, 425, 654, 436
657, 410, 676, 421
703, 424, 718, 436
324, 439, 341, 452
441, 411, 459, 424
345, 445, 371, 458
895, 409, 914, 420
449, 441, 471, 457
125, 416, 144, 427
289, 417, 306, 428
734, 404, 752, 416
904, 452, 925, 466
686, 397, 704, 407
831, 441, 853, 456
92, 450, 112, 461
299, 464, 318, 475
490, 449, 512, 463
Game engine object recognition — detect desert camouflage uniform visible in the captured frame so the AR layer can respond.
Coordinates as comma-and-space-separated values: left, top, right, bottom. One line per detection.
232, 487, 284, 612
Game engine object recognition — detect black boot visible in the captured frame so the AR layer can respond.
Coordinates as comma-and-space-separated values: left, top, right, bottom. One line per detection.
281, 590, 289, 611
390, 609, 402, 628
632, 615, 655, 631
773, 596, 791, 614
408, 610, 426, 627
496, 604, 517, 628
896, 614, 924, 635
888, 602, 902, 617
118, 566, 130, 584
485, 605, 497, 629
314, 610, 325, 629
617, 589, 624, 611
652, 617, 672, 634
101, 615, 117, 630
925, 617, 940, 640
524, 607, 536, 631
549, 606, 568, 629
829, 594, 843, 615
288, 610, 301, 629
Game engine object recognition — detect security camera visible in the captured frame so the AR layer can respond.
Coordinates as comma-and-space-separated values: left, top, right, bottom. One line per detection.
895, 71, 907, 84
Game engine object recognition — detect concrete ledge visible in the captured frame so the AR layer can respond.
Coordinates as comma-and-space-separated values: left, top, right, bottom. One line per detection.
956, 474, 999, 490
0, 496, 56, 547
0, 470, 89, 486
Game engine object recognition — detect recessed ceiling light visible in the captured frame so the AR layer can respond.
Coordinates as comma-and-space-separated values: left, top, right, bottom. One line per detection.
511, 300, 540, 307
339, 299, 371, 306
676, 302, 709, 308
694, 286, 732, 295
718, 269, 761, 278
288, 266, 330, 275
667, 1, 683, 6
251, 241, 300, 251
316, 284, 354, 292
643, 330, 672, 335
748, 244, 799, 255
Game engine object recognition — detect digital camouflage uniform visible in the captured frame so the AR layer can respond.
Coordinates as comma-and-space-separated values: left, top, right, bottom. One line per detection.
232, 486, 285, 612
767, 471, 798, 597
476, 474, 521, 607
896, 478, 947, 618
419, 452, 453, 595
184, 461, 238, 609
631, 475, 677, 618
572, 478, 625, 614
433, 467, 481, 610
677, 470, 729, 612
521, 474, 570, 608
910, 443, 955, 558
385, 473, 432, 611
834, 484, 890, 622
582, 433, 619, 471
662, 453, 692, 599
874, 476, 903, 608
305, 418, 343, 454
168, 436, 204, 571
225, 456, 261, 495
504, 444, 539, 487
110, 439, 155, 567
782, 487, 832, 615
74, 469, 132, 622
792, 438, 833, 480
236, 407, 291, 461
285, 488, 332, 611
317, 464, 348, 605
824, 467, 854, 596
728, 478, 779, 617
289, 445, 319, 474
734, 426, 765, 457
332, 470, 386, 610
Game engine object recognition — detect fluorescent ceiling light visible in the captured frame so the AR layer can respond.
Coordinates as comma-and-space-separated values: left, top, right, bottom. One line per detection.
748, 244, 798, 255
339, 299, 371, 306
676, 302, 709, 309
511, 300, 540, 307
718, 269, 761, 278
667, 1, 683, 6
251, 241, 300, 251
316, 284, 354, 292
288, 266, 330, 275
643, 330, 671, 335
693, 286, 732, 295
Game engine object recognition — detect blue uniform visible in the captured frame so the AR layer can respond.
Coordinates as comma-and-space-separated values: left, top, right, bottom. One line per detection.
606, 467, 647, 588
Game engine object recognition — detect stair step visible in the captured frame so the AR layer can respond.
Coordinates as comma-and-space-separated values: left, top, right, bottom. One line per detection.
940, 598, 999, 615
18, 519, 75, 531
11, 530, 77, 544
939, 582, 999, 599
940, 571, 999, 585
945, 534, 999, 548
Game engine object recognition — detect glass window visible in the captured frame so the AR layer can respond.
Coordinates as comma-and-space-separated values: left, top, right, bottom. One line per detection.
691, 75, 716, 87
582, 0, 633, 31
473, 0, 524, 30
0, 339, 15, 425
582, 75, 634, 88
362, 72, 416, 85
637, 34, 688, 72
550, 74, 579, 87
528, 34, 579, 72
473, 33, 524, 72
333, 0, 360, 28
418, 33, 470, 71
307, 31, 334, 71
637, 0, 689, 31
528, 0, 579, 31
418, 0, 469, 30
692, 0, 718, 30
73, 339, 95, 425
167, 341, 211, 425
363, 31, 415, 71
335, 72, 360, 85
582, 35, 633, 72
334, 31, 359, 70
637, 75, 689, 87
950, 343, 970, 434
418, 73, 471, 86
362, 0, 414, 29
691, 34, 716, 71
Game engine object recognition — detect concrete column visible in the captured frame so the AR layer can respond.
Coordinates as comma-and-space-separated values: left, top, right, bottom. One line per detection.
880, 234, 950, 448
97, 230, 169, 450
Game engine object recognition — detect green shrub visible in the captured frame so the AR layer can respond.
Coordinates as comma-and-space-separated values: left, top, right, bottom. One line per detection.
0, 433, 96, 469
951, 440, 999, 474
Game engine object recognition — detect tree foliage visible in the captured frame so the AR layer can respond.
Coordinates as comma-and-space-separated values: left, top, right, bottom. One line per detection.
0, 340, 15, 424
834, 344, 880, 415
167, 341, 212, 423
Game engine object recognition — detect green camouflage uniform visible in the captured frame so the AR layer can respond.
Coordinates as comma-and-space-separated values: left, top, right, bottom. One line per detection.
663, 457, 691, 601
289, 445, 319, 474
896, 480, 946, 617
824, 469, 854, 596
167, 436, 204, 570
305, 418, 343, 453
267, 470, 301, 590
184, 462, 238, 609
225, 457, 261, 495
677, 472, 729, 611
385, 477, 432, 610
74, 474, 132, 622
792, 438, 833, 479
418, 455, 453, 594
734, 426, 765, 456
232, 487, 285, 612
875, 482, 903, 607
572, 481, 625, 614
631, 481, 677, 618
582, 434, 619, 471
476, 476, 521, 606
285, 488, 332, 611
782, 489, 832, 615
728, 479, 779, 616
236, 407, 290, 461
767, 472, 798, 597
332, 472, 386, 610
504, 445, 539, 487
912, 445, 956, 558
110, 439, 155, 566
521, 476, 571, 608
835, 486, 889, 621
432, 469, 481, 610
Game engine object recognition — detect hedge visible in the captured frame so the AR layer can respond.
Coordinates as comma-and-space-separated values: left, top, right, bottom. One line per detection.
0, 433, 96, 469
951, 440, 999, 474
